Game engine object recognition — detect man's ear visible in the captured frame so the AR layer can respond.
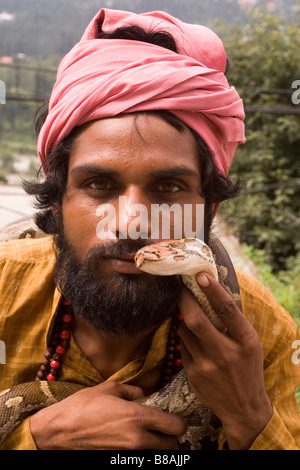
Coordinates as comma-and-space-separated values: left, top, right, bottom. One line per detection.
212, 203, 221, 220
51, 206, 59, 217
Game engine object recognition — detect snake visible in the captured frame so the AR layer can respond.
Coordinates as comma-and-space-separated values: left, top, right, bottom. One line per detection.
0, 233, 242, 449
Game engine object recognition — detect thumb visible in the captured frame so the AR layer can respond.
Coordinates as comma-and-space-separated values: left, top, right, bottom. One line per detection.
115, 382, 146, 401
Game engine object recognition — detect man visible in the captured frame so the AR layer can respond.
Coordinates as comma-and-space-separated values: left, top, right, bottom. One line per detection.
0, 9, 299, 450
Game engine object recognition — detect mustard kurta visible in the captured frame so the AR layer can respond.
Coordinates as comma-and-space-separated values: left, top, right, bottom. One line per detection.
0, 236, 299, 450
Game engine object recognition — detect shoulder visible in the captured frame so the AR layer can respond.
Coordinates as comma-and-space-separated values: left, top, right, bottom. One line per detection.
0, 237, 57, 329
0, 236, 55, 263
235, 267, 292, 324
235, 267, 298, 363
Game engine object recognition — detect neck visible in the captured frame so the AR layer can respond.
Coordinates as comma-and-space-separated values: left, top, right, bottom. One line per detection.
71, 314, 156, 379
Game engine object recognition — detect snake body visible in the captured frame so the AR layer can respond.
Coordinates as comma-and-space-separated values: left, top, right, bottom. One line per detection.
0, 234, 241, 449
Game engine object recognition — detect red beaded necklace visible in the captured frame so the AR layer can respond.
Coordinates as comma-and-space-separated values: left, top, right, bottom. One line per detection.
161, 311, 183, 387
35, 298, 183, 385
35, 298, 73, 382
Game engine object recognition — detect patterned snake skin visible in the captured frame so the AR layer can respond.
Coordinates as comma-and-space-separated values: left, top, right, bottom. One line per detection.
0, 220, 242, 449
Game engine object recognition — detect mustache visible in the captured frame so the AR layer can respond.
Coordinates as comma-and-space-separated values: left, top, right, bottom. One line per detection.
83, 239, 155, 268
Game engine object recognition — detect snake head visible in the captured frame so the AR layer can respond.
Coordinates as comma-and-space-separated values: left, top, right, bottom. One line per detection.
134, 241, 181, 269
134, 238, 217, 277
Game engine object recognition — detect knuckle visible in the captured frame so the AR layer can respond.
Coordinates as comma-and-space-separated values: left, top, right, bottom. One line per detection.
186, 359, 211, 382
130, 432, 144, 450
174, 416, 188, 435
99, 380, 121, 394
184, 312, 207, 335
217, 350, 235, 369
187, 368, 202, 387
216, 299, 236, 319
128, 403, 144, 422
242, 329, 261, 352
100, 380, 117, 390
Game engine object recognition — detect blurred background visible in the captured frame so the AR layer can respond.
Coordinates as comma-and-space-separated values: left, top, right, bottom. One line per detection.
0, 0, 299, 336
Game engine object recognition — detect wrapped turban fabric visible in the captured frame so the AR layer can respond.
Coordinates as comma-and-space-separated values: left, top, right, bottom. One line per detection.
37, 8, 245, 175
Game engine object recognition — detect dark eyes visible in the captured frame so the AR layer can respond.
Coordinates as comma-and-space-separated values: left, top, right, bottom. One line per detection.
85, 179, 183, 194
88, 180, 115, 191
154, 182, 182, 193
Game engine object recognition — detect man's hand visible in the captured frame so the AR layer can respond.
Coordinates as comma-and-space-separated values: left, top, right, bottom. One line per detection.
30, 381, 187, 450
177, 272, 273, 450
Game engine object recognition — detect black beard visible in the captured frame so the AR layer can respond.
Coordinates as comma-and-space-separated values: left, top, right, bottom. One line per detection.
53, 231, 179, 336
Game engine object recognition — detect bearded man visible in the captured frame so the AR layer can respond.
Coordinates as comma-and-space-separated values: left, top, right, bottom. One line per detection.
0, 9, 299, 450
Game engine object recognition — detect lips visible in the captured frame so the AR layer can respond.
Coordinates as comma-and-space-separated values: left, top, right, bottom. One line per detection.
104, 253, 143, 274
104, 252, 135, 262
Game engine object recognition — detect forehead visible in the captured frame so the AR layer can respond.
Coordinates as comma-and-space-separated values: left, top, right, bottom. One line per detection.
68, 114, 200, 175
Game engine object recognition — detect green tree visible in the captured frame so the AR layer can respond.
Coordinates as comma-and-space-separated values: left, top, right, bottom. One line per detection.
215, 8, 300, 272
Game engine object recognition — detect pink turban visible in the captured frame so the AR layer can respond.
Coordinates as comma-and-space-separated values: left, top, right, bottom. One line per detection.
37, 8, 245, 175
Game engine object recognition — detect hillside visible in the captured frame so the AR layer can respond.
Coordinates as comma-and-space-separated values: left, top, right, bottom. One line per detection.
0, 0, 299, 58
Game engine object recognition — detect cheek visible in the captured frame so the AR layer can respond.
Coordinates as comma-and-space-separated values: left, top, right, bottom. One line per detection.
62, 193, 101, 260
181, 198, 205, 239
182, 201, 205, 239
153, 197, 205, 241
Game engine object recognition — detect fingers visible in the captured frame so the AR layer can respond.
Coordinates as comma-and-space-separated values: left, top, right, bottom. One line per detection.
177, 282, 222, 348
178, 284, 216, 335
141, 405, 188, 437
195, 273, 252, 341
178, 272, 252, 344
98, 381, 188, 446
85, 381, 146, 401
134, 405, 187, 450
116, 382, 146, 401
141, 431, 182, 450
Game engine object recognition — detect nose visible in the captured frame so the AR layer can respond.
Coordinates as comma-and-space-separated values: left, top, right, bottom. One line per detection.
116, 187, 152, 240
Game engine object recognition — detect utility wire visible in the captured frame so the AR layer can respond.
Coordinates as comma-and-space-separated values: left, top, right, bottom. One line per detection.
5, 92, 48, 103
237, 87, 294, 95
244, 105, 300, 115
242, 180, 300, 194
0, 63, 57, 74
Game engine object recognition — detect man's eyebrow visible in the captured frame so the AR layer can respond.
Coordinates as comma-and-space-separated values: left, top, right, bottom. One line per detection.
70, 166, 120, 177
150, 167, 199, 178
69, 165, 199, 178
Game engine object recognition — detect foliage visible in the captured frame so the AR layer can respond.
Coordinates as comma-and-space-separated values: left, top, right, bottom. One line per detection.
216, 8, 300, 272
242, 245, 300, 325
0, 55, 56, 170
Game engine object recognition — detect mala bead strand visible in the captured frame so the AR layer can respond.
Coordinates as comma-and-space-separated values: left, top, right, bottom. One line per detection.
161, 311, 183, 387
36, 300, 184, 387
35, 298, 73, 382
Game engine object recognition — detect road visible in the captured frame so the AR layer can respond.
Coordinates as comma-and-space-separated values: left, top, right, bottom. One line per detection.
0, 184, 35, 228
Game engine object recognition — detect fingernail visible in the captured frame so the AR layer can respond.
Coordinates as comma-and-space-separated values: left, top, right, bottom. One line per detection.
196, 273, 210, 287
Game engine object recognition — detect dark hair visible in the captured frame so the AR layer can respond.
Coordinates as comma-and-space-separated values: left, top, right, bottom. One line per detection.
24, 25, 240, 242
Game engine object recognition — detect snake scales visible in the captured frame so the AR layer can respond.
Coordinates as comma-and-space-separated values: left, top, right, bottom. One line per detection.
0, 231, 242, 449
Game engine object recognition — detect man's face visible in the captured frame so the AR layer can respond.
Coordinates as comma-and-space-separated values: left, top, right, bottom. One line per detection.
55, 114, 205, 335
63, 113, 204, 261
